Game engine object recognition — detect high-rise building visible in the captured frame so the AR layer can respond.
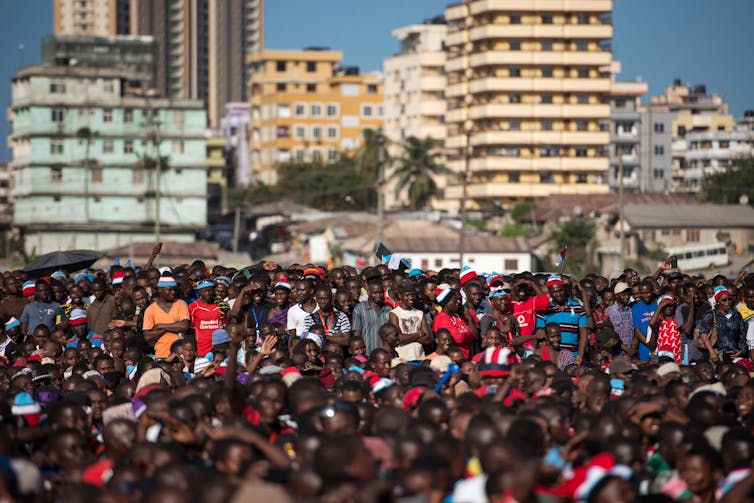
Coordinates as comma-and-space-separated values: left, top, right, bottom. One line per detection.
637, 104, 675, 193
8, 65, 207, 253
383, 20, 448, 209
130, 0, 264, 128
650, 80, 735, 192
54, 0, 131, 36
247, 49, 384, 184
443, 0, 614, 209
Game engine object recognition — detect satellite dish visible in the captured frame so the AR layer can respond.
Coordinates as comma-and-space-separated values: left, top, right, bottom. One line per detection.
740, 194, 750, 205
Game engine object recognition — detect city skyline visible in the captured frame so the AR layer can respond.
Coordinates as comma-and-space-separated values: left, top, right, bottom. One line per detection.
1, 0, 754, 161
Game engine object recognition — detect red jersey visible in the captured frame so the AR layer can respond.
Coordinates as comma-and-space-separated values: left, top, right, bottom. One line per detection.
189, 300, 226, 356
433, 312, 474, 358
510, 294, 550, 336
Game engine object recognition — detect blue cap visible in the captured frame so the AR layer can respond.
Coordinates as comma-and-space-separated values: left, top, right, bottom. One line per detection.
196, 280, 215, 290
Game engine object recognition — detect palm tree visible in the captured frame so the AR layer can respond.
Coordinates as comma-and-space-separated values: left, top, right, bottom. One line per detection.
391, 136, 451, 209
356, 128, 383, 178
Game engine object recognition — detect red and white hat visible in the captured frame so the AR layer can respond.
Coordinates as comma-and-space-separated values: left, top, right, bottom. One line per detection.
480, 347, 519, 377
274, 279, 291, 291
21, 281, 36, 297
546, 274, 564, 288
70, 308, 88, 326
459, 266, 478, 286
435, 285, 455, 305
112, 271, 124, 286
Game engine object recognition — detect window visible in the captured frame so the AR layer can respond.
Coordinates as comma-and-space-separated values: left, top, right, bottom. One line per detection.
172, 140, 185, 155
124, 140, 134, 154
49, 81, 66, 94
367, 84, 378, 94
509, 119, 521, 131
133, 169, 144, 183
678, 126, 687, 138
295, 103, 306, 117
575, 147, 588, 157
294, 126, 306, 139
91, 168, 103, 183
578, 13, 590, 24
541, 67, 553, 78
276, 61, 286, 72
541, 40, 553, 51
103, 81, 115, 93
509, 66, 521, 77
542, 13, 553, 24
576, 172, 588, 183
311, 126, 322, 140
509, 40, 521, 51
327, 126, 338, 139
327, 104, 338, 117
577, 67, 589, 78
124, 108, 134, 123
576, 120, 588, 131
327, 148, 338, 162
653, 169, 665, 179
276, 149, 291, 163
504, 259, 518, 270
51, 108, 66, 123
687, 230, 700, 242
312, 149, 322, 163
277, 104, 291, 118
103, 108, 113, 123
576, 40, 588, 51
653, 122, 665, 133
50, 167, 62, 183
719, 140, 730, 148
508, 172, 520, 183
654, 145, 665, 156
311, 104, 322, 117
306, 61, 316, 73
362, 105, 374, 117
295, 148, 306, 161
577, 93, 589, 104
276, 125, 290, 139
307, 83, 316, 93
540, 172, 553, 183
172, 110, 185, 126
541, 120, 553, 131
509, 13, 521, 24
103, 140, 114, 153
509, 93, 522, 104
276, 83, 286, 92
50, 139, 64, 155
541, 93, 553, 104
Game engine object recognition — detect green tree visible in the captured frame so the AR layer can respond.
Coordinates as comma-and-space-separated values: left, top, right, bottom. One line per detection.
549, 217, 595, 276
356, 128, 384, 177
701, 156, 754, 205
391, 136, 452, 209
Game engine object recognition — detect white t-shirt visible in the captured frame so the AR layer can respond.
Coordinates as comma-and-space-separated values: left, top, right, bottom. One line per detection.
287, 303, 319, 336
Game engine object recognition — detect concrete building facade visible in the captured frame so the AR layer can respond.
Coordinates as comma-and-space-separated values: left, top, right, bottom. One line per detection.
607, 72, 647, 192
8, 65, 208, 253
54, 0, 131, 36
42, 34, 157, 93
443, 0, 614, 209
247, 49, 384, 184
637, 105, 675, 193
683, 128, 754, 192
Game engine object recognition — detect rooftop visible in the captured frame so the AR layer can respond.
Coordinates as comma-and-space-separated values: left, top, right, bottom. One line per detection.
624, 203, 754, 229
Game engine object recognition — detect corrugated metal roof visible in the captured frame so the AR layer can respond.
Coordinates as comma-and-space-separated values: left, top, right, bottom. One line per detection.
624, 203, 754, 228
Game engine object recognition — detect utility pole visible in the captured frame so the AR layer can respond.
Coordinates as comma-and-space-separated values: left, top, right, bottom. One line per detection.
376, 128, 385, 260
233, 206, 241, 254
153, 115, 162, 243
618, 145, 625, 270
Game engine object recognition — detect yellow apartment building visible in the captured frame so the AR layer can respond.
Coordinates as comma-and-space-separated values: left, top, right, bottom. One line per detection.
247, 49, 384, 184
443, 0, 614, 210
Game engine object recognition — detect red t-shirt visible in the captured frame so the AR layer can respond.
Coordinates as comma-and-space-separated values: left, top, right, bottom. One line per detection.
510, 294, 550, 336
189, 300, 226, 356
433, 312, 474, 358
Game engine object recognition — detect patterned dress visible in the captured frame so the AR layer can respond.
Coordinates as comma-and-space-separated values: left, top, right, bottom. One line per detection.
656, 318, 681, 363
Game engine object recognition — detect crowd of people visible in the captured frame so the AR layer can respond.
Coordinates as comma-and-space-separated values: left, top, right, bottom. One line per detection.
0, 253, 754, 503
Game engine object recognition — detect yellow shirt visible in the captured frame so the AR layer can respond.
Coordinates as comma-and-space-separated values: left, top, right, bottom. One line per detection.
737, 302, 754, 323
143, 300, 190, 359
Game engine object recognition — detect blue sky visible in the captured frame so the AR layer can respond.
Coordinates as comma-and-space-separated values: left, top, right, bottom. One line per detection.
1, 0, 753, 161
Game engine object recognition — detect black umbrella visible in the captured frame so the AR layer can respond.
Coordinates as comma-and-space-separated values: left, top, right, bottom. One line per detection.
22, 250, 104, 277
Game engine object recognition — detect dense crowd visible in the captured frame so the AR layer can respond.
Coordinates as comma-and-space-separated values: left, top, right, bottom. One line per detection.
0, 254, 754, 503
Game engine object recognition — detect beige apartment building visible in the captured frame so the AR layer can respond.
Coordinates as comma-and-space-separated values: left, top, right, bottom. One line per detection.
443, 0, 614, 210
247, 49, 384, 184
54, 0, 131, 36
383, 21, 448, 208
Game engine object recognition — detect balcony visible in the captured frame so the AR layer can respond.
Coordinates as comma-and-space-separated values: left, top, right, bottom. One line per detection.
445, 3, 468, 21
469, 103, 609, 119
445, 180, 609, 199
420, 76, 446, 91
470, 130, 609, 146
469, 77, 611, 93
469, 0, 612, 15
470, 24, 612, 41
447, 156, 608, 172
471, 50, 611, 67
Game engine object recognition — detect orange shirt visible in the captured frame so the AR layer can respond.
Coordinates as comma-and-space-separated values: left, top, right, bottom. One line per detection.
143, 300, 190, 359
